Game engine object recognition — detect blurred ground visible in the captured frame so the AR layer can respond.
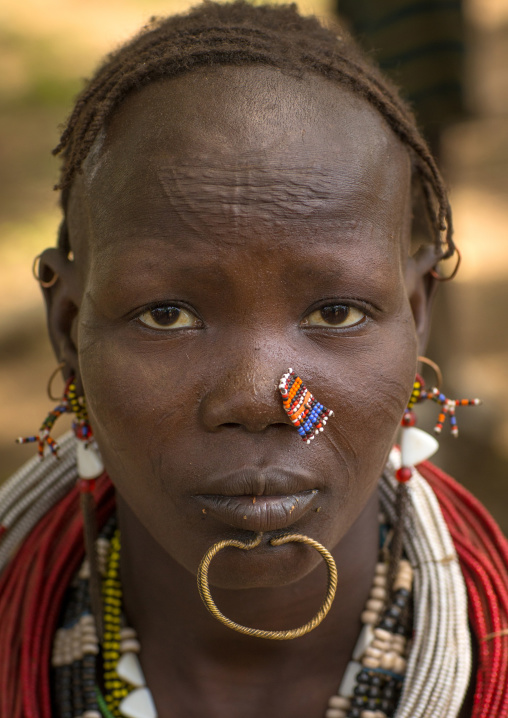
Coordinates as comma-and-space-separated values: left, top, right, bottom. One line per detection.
0, 0, 507, 530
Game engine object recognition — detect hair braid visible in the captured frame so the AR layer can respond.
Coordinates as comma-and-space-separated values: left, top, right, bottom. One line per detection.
54, 0, 455, 260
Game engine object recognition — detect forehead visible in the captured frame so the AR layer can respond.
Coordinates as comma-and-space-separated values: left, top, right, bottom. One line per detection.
75, 65, 411, 259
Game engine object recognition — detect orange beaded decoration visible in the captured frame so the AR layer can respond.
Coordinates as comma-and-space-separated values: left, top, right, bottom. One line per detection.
421, 386, 481, 438
279, 369, 333, 444
16, 377, 91, 458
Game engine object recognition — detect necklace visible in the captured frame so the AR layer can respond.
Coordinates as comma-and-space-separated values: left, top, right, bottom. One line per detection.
0, 435, 477, 718
52, 514, 414, 718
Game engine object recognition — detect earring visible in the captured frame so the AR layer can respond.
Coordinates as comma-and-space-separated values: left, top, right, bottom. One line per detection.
67, 381, 105, 640
32, 254, 59, 288
17, 366, 105, 638
16, 376, 72, 458
398, 356, 481, 482
388, 357, 481, 592
17, 373, 104, 474
279, 369, 334, 444
397, 373, 439, 483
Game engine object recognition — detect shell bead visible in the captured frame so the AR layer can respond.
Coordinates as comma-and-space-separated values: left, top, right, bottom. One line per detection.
116, 653, 146, 688
399, 426, 439, 466
82, 643, 100, 655
361, 610, 378, 625
76, 440, 105, 480
120, 639, 141, 654
352, 624, 374, 661
338, 661, 363, 697
363, 656, 381, 669
328, 695, 350, 710
374, 628, 392, 643
380, 652, 397, 670
119, 688, 158, 718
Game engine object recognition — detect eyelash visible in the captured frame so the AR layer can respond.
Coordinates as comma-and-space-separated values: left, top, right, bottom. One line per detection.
134, 302, 202, 331
132, 299, 374, 332
300, 300, 373, 329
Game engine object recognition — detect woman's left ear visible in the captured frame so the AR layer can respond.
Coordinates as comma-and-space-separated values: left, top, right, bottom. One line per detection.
405, 245, 439, 353
37, 247, 83, 390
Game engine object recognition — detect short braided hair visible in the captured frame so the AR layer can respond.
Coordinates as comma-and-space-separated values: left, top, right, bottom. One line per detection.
54, 0, 454, 259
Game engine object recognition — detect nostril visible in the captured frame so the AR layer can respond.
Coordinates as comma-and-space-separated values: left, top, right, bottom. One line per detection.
217, 421, 290, 433
199, 381, 290, 433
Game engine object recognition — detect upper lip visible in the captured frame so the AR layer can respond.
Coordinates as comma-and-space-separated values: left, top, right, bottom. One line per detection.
194, 467, 319, 498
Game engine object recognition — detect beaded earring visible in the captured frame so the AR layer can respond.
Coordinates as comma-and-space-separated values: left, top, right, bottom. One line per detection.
388, 357, 481, 590
279, 368, 334, 444
17, 368, 105, 637
17, 373, 104, 477
397, 356, 481, 484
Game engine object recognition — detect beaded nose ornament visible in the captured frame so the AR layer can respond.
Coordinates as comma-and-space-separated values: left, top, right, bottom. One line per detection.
279, 368, 333, 444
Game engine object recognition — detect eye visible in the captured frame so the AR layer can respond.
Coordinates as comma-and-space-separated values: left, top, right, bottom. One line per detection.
301, 304, 366, 328
138, 305, 200, 330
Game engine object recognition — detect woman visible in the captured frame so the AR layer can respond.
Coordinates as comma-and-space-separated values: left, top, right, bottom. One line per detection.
1, 3, 507, 718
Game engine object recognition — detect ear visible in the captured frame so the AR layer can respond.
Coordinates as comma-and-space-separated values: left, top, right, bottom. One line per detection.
38, 247, 83, 392
404, 245, 439, 353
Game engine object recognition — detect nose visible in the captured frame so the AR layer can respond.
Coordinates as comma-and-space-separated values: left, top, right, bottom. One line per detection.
199, 356, 291, 433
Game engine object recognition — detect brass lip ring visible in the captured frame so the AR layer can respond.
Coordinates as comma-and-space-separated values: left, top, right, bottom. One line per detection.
197, 532, 338, 640
417, 355, 443, 391
47, 361, 66, 401
32, 254, 58, 288
430, 247, 461, 282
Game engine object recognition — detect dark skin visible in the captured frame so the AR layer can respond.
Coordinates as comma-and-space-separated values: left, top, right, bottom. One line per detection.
40, 66, 473, 717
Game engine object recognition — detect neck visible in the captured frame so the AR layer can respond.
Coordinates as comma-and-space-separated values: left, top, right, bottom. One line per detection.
118, 491, 380, 718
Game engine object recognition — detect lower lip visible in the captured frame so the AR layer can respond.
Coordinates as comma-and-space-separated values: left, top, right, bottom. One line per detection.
195, 491, 318, 532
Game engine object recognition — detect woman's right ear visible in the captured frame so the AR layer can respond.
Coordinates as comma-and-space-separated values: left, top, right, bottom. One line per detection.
36, 247, 82, 385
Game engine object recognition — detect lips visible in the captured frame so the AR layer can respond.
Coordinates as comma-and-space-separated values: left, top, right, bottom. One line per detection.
194, 468, 320, 532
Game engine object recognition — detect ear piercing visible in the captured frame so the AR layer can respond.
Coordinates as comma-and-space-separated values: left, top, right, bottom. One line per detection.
279, 369, 333, 444
32, 254, 59, 288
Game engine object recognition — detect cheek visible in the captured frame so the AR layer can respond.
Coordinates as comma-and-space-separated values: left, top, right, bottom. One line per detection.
79, 331, 199, 471
319, 313, 417, 501
78, 329, 210, 574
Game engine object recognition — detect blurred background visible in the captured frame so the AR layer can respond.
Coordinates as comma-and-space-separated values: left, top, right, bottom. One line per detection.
0, 0, 507, 529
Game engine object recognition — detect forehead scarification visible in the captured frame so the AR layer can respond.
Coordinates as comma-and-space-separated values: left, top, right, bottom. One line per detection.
89, 69, 408, 206
68, 66, 411, 265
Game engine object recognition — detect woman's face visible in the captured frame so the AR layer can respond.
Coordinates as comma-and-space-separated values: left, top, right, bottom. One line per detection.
67, 66, 420, 589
